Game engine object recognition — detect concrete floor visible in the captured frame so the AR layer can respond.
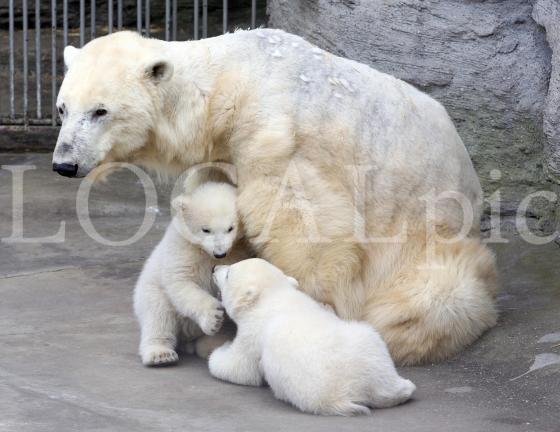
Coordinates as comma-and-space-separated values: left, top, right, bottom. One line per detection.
1, 153, 559, 432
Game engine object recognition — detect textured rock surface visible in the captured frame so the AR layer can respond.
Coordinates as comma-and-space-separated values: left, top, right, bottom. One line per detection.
533, 0, 560, 183
268, 0, 559, 228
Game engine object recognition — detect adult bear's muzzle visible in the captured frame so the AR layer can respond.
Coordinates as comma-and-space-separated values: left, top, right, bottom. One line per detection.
52, 162, 79, 178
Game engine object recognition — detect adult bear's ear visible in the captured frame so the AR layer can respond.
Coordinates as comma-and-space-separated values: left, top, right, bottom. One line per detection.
286, 276, 299, 288
145, 59, 174, 83
64, 46, 81, 68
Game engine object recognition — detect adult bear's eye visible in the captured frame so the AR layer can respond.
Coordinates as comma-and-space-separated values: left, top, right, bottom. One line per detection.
227, 226, 234, 233
94, 108, 108, 117
202, 228, 211, 233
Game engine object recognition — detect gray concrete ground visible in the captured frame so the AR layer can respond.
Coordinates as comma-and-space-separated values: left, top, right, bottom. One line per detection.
0, 153, 559, 432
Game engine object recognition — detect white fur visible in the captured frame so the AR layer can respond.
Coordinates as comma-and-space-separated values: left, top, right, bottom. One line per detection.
54, 29, 498, 365
133, 182, 250, 366
209, 258, 416, 416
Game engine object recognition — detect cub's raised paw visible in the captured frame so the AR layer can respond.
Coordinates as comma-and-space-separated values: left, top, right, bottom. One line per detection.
141, 346, 179, 367
198, 302, 225, 336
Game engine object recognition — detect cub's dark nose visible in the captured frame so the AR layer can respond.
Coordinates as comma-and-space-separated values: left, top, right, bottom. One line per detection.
214, 253, 227, 259
52, 163, 78, 178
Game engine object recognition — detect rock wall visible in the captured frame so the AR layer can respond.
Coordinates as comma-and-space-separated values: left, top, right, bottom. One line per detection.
533, 0, 560, 183
268, 0, 559, 231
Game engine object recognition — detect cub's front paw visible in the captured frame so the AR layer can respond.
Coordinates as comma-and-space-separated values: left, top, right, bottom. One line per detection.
198, 301, 225, 335
141, 345, 179, 367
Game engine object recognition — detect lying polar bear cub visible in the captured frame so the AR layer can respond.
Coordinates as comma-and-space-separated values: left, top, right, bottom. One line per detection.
134, 182, 249, 366
210, 258, 416, 416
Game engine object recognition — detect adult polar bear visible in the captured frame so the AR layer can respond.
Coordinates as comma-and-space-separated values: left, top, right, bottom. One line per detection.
52, 29, 498, 365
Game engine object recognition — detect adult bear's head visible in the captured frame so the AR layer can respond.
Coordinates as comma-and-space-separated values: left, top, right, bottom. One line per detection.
52, 31, 210, 178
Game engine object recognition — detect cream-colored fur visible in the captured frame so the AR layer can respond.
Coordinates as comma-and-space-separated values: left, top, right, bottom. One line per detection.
133, 182, 250, 366
210, 258, 416, 416
54, 29, 498, 365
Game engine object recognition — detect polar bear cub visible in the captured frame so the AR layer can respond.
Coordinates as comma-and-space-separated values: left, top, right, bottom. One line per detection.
209, 258, 416, 416
133, 182, 249, 366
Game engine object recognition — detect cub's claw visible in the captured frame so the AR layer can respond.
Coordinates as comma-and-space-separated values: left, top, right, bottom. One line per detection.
199, 302, 225, 335
141, 346, 179, 367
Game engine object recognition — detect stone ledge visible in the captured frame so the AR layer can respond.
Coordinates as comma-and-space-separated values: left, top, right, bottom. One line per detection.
0, 126, 58, 153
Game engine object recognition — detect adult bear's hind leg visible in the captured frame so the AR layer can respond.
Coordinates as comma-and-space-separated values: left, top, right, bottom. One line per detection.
364, 237, 499, 366
237, 172, 367, 320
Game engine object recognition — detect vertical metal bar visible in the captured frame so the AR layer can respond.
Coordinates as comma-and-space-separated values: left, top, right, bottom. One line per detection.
137, 0, 142, 33
108, 0, 113, 34
145, 0, 150, 37
35, 0, 42, 119
165, 0, 170, 41
117, 0, 123, 29
202, 0, 207, 38
193, 0, 198, 40
51, 0, 57, 126
23, 0, 29, 124
172, 0, 177, 41
80, 0, 85, 46
91, 0, 96, 39
9, 0, 15, 119
251, 0, 256, 28
222, 0, 227, 34
63, 0, 68, 49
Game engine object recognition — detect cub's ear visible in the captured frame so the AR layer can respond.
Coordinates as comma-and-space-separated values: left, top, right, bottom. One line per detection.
64, 46, 81, 68
286, 276, 299, 288
233, 286, 260, 314
145, 59, 174, 83
171, 195, 190, 213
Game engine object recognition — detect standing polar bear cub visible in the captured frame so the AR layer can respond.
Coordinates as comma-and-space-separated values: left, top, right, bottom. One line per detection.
134, 182, 250, 366
210, 258, 416, 416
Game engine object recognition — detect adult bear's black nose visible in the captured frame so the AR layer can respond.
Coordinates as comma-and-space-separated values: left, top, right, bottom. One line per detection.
52, 163, 78, 178
214, 253, 227, 259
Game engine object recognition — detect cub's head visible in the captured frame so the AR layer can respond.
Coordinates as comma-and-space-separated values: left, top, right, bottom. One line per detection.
52, 31, 207, 178
212, 258, 299, 319
172, 182, 239, 259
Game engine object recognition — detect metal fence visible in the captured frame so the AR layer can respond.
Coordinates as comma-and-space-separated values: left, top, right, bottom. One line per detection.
1, 0, 263, 129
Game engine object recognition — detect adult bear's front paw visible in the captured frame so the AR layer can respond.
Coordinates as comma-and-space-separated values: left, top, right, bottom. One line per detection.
198, 300, 225, 335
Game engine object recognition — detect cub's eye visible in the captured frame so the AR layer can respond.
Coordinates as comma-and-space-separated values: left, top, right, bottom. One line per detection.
94, 108, 108, 117
202, 228, 211, 233
227, 226, 234, 233
57, 106, 64, 116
